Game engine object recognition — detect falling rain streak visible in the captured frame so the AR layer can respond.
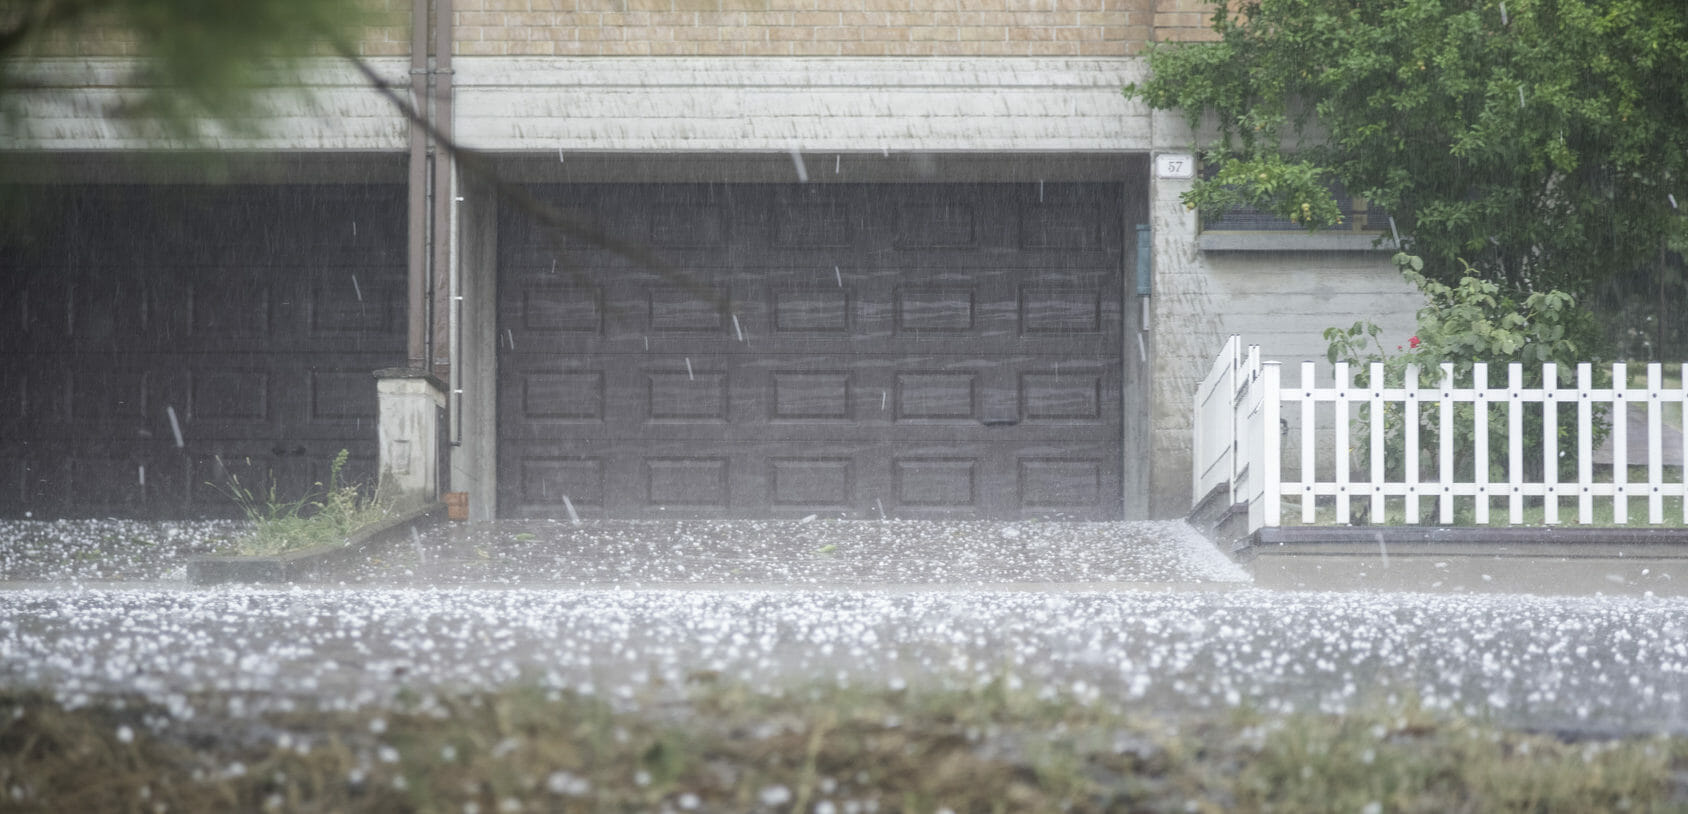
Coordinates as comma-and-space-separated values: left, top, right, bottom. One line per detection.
562, 495, 581, 525
350, 274, 362, 303
732, 314, 744, 343
166, 406, 184, 449
788, 148, 809, 183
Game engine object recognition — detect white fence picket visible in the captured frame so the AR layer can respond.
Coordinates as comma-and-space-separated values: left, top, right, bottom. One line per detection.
1299, 361, 1317, 524
1473, 363, 1490, 525
1368, 362, 1385, 522
1439, 363, 1455, 524
1262, 361, 1282, 528
1404, 363, 1421, 524
1578, 363, 1594, 524
1649, 364, 1664, 525
1334, 362, 1350, 524
1681, 362, 1688, 525
1508, 364, 1524, 525
1195, 338, 1688, 533
1613, 363, 1628, 525
1543, 363, 1559, 525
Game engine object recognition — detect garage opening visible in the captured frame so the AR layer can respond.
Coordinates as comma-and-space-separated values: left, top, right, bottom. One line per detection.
0, 175, 407, 518
496, 156, 1146, 520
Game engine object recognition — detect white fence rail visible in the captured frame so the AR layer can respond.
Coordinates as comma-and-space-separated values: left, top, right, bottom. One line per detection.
1192, 335, 1241, 505
1193, 337, 1688, 532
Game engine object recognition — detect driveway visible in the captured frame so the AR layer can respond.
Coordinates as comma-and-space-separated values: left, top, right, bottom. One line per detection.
1, 519, 1686, 738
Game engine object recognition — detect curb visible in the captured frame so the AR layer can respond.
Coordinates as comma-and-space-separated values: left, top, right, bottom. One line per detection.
187, 502, 447, 585
1245, 525, 1688, 561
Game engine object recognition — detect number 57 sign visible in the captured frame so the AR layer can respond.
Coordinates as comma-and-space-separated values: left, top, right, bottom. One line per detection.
1154, 153, 1195, 180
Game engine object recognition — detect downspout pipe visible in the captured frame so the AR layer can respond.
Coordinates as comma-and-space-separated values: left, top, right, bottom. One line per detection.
405, 0, 428, 370
431, 0, 456, 498
431, 0, 454, 380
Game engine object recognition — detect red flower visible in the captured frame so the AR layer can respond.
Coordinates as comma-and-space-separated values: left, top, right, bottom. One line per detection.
1408, 335, 1421, 349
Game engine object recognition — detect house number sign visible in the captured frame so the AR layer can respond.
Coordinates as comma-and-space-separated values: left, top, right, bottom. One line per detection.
1154, 153, 1195, 180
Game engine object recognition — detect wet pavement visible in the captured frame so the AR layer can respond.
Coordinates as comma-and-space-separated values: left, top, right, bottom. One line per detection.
333, 519, 1249, 588
2, 519, 1687, 737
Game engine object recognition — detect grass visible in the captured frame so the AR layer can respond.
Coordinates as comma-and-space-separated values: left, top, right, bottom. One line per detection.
2, 682, 1684, 813
218, 450, 391, 557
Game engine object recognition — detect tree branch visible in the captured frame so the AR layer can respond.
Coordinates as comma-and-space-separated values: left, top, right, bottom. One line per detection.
327, 38, 727, 318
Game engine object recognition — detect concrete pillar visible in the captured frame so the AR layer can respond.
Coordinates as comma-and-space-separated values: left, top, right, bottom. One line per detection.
449, 171, 499, 521
375, 368, 446, 510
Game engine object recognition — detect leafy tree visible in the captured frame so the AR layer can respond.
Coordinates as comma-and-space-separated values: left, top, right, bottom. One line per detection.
1126, 0, 1688, 296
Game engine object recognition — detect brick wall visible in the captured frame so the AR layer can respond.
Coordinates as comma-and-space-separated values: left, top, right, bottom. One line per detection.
7, 0, 1221, 59
453, 0, 1153, 57
1152, 0, 1219, 42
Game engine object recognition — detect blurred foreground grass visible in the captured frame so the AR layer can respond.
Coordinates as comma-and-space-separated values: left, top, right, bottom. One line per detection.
2, 680, 1683, 813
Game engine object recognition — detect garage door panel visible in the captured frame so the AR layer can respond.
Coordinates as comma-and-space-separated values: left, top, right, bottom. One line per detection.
308, 272, 403, 338
0, 184, 406, 518
768, 370, 851, 420
1019, 457, 1109, 511
68, 275, 150, 352
498, 181, 1124, 519
1021, 370, 1107, 422
649, 368, 732, 422
767, 454, 855, 510
893, 457, 978, 509
516, 455, 606, 513
645, 456, 733, 508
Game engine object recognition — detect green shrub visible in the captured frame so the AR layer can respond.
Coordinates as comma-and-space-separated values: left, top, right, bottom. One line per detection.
1324, 253, 1610, 489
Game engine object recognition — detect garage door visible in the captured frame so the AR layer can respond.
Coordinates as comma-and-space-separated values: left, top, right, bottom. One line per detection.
498, 182, 1123, 520
0, 184, 407, 518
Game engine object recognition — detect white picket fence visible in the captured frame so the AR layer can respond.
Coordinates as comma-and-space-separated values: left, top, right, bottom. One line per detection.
1193, 336, 1688, 533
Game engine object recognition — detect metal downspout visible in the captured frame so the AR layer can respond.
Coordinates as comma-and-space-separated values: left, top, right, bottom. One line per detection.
405, 0, 428, 370
431, 0, 454, 381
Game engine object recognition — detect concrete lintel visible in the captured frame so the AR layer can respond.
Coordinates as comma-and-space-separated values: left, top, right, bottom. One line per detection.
1198, 231, 1398, 252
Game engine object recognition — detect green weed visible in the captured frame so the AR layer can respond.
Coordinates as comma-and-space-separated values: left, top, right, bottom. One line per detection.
218, 449, 390, 556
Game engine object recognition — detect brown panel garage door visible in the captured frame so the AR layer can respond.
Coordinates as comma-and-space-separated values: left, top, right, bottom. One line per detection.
0, 184, 407, 518
498, 182, 1123, 520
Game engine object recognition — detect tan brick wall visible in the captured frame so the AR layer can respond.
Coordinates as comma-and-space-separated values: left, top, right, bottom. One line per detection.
454, 0, 1153, 57
7, 0, 1214, 59
1152, 0, 1219, 42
